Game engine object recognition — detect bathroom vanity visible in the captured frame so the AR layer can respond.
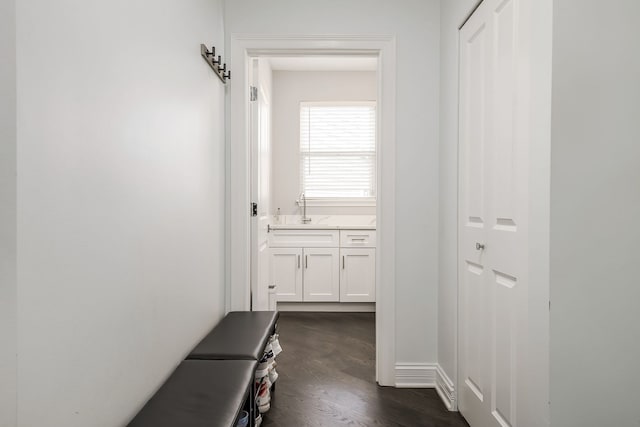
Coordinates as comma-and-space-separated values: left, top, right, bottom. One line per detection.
268, 216, 376, 306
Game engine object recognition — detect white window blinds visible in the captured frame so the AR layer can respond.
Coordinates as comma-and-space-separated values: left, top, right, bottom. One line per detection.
299, 102, 376, 199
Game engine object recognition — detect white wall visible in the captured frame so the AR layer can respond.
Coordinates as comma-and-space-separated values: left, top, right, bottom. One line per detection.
437, 0, 478, 392
271, 71, 377, 216
225, 0, 441, 366
550, 1, 640, 426
14, 0, 227, 425
0, 0, 17, 425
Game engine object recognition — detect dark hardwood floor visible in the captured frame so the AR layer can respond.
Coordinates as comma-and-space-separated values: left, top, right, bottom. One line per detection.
263, 312, 469, 427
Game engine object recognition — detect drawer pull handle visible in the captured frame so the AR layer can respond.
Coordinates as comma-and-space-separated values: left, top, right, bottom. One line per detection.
343, 255, 345, 269
305, 255, 308, 269
351, 238, 366, 241
297, 255, 300, 269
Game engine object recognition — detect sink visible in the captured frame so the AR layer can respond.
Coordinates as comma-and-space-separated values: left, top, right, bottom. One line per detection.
283, 215, 330, 225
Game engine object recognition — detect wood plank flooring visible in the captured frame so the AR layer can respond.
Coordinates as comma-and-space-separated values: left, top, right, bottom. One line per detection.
263, 312, 469, 427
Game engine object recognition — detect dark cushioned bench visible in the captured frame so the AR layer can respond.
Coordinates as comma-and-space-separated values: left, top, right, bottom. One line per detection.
128, 359, 256, 427
187, 311, 279, 361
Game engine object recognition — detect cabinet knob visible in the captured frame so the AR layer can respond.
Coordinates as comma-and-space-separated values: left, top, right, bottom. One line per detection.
476, 242, 485, 250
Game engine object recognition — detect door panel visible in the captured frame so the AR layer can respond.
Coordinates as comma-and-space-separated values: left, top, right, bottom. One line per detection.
459, 5, 493, 425
303, 248, 339, 302
464, 22, 487, 230
459, 1, 527, 426
463, 260, 487, 404
340, 248, 375, 302
494, 270, 516, 427
271, 248, 302, 302
492, 0, 518, 229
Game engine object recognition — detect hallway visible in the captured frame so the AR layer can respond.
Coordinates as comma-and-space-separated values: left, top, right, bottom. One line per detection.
264, 313, 469, 427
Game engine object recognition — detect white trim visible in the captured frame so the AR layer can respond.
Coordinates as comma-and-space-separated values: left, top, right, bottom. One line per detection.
436, 364, 458, 411
276, 302, 375, 312
394, 363, 437, 388
227, 33, 396, 387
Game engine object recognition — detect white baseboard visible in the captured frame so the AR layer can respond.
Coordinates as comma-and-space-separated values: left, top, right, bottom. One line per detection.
276, 302, 375, 312
394, 363, 437, 388
435, 364, 457, 411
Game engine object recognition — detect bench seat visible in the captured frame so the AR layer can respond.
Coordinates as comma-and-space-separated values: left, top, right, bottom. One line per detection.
187, 311, 279, 361
128, 359, 256, 427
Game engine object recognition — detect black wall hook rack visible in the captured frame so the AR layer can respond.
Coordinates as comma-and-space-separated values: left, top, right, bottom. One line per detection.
201, 44, 231, 84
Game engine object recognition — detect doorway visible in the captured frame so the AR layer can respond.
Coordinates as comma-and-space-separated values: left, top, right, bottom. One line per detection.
226, 35, 397, 386
251, 55, 378, 313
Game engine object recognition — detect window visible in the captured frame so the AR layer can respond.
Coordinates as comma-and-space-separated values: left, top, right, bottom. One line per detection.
299, 102, 376, 204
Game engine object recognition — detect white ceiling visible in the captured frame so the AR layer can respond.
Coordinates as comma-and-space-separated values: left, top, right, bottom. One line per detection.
267, 56, 378, 72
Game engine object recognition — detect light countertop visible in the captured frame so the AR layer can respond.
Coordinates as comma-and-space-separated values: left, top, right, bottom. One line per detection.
269, 215, 376, 231
269, 224, 375, 231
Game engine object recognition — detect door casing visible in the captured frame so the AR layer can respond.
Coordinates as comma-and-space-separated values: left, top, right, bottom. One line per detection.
226, 34, 397, 386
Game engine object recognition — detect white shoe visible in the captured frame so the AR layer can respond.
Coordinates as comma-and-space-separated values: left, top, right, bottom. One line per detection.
254, 352, 270, 378
270, 334, 283, 356
256, 381, 271, 412
256, 375, 272, 390
268, 367, 279, 384
255, 414, 263, 427
258, 401, 270, 414
264, 343, 276, 368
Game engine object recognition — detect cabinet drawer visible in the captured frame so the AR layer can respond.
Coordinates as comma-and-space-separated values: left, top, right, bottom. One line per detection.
340, 230, 376, 247
269, 230, 339, 248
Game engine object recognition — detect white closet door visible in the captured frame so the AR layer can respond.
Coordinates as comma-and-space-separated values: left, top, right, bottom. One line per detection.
459, 0, 529, 426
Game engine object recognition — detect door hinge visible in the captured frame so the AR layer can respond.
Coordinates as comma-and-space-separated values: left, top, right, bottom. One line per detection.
251, 202, 258, 217
250, 86, 258, 101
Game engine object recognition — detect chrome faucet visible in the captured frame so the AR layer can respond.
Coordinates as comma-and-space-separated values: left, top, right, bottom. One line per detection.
299, 192, 311, 224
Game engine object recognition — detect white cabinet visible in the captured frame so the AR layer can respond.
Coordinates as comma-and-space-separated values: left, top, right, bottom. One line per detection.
340, 248, 376, 302
270, 247, 340, 302
269, 228, 375, 303
270, 248, 302, 302
303, 248, 340, 302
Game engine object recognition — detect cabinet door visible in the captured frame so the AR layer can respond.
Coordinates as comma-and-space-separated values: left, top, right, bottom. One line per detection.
270, 248, 303, 302
303, 248, 340, 302
340, 248, 376, 302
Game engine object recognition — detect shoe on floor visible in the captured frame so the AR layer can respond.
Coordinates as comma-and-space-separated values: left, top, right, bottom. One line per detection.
256, 379, 271, 412
264, 343, 275, 368
254, 352, 270, 378
270, 334, 283, 356
255, 375, 272, 390
268, 366, 279, 384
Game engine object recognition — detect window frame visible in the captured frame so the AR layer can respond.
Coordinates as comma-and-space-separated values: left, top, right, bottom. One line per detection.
298, 100, 377, 207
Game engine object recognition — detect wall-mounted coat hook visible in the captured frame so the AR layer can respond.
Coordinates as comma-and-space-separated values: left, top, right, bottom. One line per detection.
200, 44, 230, 84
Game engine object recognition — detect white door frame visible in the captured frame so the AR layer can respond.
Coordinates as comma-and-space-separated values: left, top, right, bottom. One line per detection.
225, 34, 397, 386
